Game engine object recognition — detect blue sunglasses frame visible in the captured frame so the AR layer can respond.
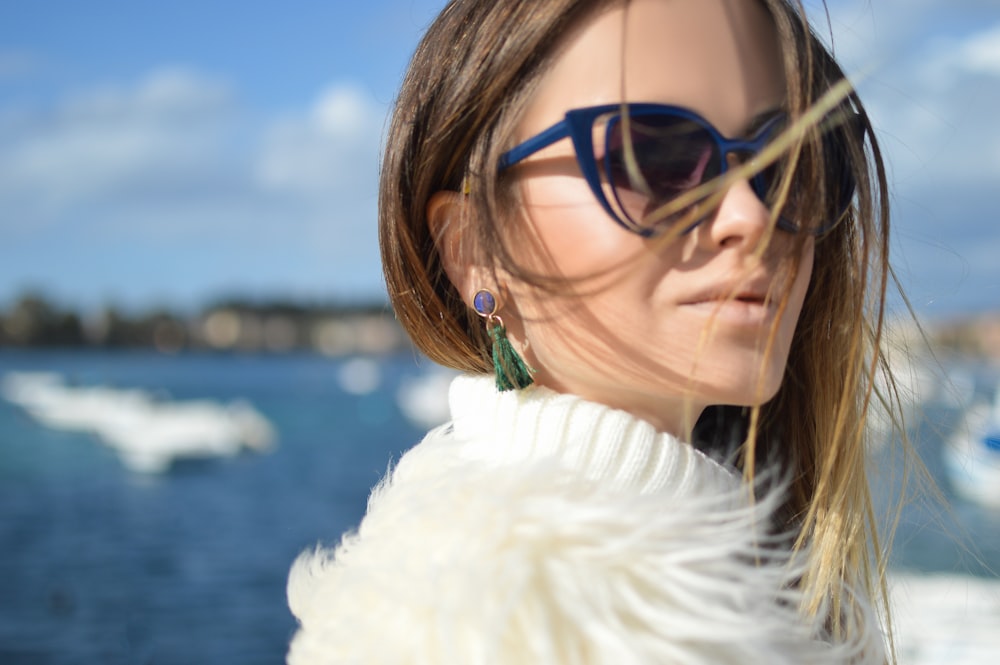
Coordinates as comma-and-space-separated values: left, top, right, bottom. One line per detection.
498, 102, 854, 237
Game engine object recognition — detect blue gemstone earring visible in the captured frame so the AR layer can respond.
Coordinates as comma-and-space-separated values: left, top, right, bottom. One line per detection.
473, 289, 534, 392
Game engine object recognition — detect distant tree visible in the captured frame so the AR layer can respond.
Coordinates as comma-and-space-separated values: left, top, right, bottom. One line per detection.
0, 293, 85, 347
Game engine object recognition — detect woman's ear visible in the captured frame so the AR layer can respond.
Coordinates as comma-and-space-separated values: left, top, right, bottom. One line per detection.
427, 190, 490, 302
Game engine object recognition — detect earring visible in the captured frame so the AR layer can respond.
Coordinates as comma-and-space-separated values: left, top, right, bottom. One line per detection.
473, 289, 534, 392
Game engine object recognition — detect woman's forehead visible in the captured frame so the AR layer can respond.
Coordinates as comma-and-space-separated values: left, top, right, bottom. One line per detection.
519, 0, 785, 140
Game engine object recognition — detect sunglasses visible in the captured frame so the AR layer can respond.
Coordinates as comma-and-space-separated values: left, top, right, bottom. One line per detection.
498, 103, 858, 237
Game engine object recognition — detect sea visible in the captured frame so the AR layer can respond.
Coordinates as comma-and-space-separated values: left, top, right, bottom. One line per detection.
0, 349, 998, 664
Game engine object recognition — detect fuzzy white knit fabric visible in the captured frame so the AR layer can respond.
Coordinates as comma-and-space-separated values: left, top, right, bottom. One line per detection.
287, 375, 884, 665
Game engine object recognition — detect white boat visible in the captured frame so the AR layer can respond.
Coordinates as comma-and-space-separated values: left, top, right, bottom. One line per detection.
0, 371, 276, 474
944, 386, 1000, 509
336, 357, 382, 395
396, 367, 457, 429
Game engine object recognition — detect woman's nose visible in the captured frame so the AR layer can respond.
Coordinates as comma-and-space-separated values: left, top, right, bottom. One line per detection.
695, 175, 772, 251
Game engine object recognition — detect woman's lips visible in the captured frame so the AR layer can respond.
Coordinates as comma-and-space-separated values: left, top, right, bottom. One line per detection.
681, 292, 777, 325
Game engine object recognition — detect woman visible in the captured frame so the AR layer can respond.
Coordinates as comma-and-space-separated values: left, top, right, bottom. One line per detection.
288, 0, 906, 662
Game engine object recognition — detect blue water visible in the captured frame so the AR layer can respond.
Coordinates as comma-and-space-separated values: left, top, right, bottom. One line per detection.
0, 350, 428, 664
0, 350, 997, 664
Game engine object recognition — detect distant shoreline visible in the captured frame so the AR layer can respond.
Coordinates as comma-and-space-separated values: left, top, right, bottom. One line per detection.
0, 292, 408, 356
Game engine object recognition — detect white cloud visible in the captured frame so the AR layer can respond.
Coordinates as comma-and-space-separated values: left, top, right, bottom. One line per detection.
0, 69, 391, 304
0, 68, 237, 219
255, 83, 385, 196
59, 68, 233, 121
908, 22, 1000, 89
957, 23, 1000, 75
0, 70, 388, 234
313, 85, 377, 138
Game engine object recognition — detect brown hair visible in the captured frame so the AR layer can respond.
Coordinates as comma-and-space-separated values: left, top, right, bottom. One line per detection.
379, 0, 615, 372
380, 0, 906, 656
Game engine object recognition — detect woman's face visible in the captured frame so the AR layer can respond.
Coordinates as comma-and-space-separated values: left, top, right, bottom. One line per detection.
499, 0, 814, 436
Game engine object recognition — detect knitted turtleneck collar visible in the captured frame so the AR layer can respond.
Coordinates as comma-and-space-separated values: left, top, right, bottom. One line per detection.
287, 374, 885, 665
444, 374, 740, 497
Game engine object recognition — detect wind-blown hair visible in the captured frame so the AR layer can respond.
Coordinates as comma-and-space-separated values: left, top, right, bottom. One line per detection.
379, 0, 906, 657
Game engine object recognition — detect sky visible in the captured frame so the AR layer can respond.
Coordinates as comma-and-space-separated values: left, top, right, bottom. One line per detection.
0, 0, 998, 319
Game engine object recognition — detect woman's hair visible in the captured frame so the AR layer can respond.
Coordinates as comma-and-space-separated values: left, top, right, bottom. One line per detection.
380, 0, 906, 654
380, 0, 609, 367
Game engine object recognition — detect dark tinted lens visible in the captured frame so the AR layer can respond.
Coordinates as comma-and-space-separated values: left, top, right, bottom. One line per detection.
757, 115, 859, 235
752, 118, 800, 230
603, 114, 720, 229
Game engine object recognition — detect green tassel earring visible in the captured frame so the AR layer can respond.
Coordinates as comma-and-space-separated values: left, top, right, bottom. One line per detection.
473, 289, 534, 392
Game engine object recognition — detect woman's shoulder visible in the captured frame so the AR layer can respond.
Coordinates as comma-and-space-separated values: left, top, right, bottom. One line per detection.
286, 427, 881, 665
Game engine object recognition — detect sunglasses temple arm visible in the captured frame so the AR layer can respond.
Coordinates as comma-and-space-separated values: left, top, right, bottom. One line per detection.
498, 121, 573, 171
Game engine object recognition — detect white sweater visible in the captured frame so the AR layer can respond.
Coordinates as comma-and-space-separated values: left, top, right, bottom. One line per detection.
287, 375, 883, 664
